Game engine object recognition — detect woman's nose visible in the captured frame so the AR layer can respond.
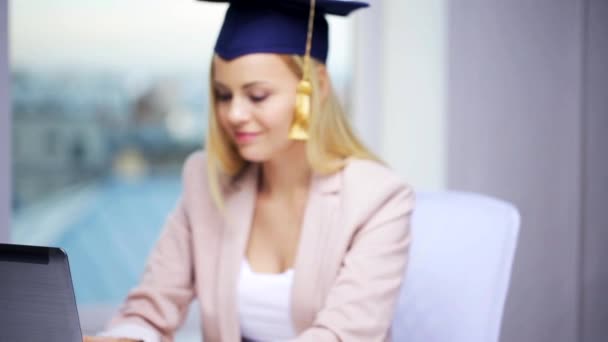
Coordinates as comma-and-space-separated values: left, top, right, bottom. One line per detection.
226, 98, 250, 125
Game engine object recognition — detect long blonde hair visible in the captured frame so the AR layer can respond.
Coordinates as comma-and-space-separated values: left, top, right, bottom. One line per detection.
206, 54, 380, 208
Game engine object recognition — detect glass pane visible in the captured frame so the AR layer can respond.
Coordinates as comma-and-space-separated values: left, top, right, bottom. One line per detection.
10, 0, 352, 338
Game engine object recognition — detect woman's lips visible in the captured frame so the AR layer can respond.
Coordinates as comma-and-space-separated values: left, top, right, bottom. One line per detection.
235, 131, 260, 144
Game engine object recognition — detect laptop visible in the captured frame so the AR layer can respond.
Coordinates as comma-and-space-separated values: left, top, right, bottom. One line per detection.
0, 243, 83, 342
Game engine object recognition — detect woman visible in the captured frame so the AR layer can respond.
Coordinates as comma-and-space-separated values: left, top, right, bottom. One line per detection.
87, 0, 414, 341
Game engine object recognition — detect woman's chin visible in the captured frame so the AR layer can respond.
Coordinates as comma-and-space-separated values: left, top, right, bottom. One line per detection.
237, 146, 269, 163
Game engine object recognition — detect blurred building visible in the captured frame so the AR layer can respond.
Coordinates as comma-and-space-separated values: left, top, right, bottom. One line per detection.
11, 70, 205, 210
11, 71, 121, 208
12, 174, 181, 304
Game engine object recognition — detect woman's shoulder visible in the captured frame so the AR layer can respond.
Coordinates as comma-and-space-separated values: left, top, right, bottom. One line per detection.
339, 158, 414, 221
181, 149, 207, 182
179, 150, 212, 198
183, 149, 207, 173
178, 150, 223, 215
341, 158, 412, 193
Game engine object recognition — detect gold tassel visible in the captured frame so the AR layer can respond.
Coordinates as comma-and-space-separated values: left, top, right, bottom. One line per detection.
289, 0, 316, 141
289, 79, 312, 140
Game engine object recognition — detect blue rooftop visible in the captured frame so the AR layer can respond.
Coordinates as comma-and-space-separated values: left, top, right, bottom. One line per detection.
12, 174, 182, 305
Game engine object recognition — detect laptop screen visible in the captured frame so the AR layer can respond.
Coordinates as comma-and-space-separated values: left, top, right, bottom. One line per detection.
0, 243, 83, 342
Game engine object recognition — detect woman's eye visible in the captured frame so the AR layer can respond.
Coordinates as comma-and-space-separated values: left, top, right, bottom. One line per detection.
216, 93, 232, 102
249, 94, 268, 103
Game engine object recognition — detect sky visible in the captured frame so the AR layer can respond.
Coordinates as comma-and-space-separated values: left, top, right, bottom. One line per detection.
10, 0, 353, 73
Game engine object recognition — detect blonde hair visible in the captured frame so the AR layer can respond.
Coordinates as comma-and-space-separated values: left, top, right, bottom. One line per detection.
206, 54, 380, 208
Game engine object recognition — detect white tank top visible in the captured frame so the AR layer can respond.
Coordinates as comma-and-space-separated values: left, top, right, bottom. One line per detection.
238, 260, 296, 341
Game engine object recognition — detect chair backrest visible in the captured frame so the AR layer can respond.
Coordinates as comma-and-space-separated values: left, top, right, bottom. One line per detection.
392, 191, 520, 342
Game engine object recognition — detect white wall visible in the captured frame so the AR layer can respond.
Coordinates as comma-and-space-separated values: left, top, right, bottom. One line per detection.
352, 1, 608, 341
382, 0, 446, 190
581, 1, 608, 340
352, 0, 447, 190
447, 0, 608, 341
351, 0, 384, 154
0, 0, 10, 243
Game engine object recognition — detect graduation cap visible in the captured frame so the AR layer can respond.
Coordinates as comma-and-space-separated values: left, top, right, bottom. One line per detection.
198, 0, 369, 140
198, 0, 369, 63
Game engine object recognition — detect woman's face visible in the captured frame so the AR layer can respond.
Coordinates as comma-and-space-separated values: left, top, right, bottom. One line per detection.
212, 53, 300, 163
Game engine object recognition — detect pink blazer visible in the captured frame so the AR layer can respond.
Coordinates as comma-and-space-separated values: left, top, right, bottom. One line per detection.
109, 151, 414, 342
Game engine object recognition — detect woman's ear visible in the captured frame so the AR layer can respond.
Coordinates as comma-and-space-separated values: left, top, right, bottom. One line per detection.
315, 64, 330, 104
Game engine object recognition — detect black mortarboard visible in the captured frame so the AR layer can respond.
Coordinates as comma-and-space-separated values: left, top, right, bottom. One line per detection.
198, 0, 369, 63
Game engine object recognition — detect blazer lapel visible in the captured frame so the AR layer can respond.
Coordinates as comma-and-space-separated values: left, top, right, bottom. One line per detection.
291, 171, 342, 333
217, 165, 259, 341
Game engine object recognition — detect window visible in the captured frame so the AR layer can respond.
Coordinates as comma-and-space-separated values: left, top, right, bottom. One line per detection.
10, 0, 353, 338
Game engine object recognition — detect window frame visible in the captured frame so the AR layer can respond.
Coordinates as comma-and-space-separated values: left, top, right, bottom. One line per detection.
0, 0, 385, 245
1, 0, 10, 243
0, 0, 386, 336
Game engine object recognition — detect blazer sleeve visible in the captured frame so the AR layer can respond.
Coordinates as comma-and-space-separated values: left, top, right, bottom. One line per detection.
292, 182, 415, 342
106, 178, 196, 341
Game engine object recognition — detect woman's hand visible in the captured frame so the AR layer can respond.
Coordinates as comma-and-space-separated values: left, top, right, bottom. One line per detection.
83, 336, 142, 342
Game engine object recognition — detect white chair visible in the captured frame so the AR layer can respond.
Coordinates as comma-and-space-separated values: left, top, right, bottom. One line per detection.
392, 191, 520, 342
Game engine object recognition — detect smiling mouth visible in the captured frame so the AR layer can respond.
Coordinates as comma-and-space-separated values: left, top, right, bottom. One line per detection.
235, 132, 260, 144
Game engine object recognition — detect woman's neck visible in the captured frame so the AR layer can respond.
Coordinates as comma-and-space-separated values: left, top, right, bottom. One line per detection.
259, 143, 311, 199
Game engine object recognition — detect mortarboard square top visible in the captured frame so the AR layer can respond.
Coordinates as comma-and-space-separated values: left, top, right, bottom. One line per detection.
198, 0, 369, 63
